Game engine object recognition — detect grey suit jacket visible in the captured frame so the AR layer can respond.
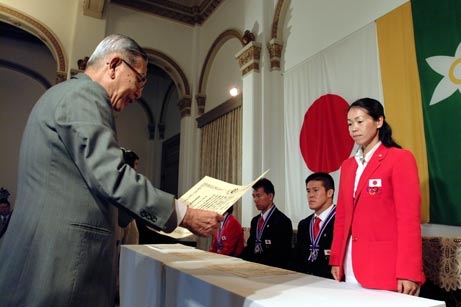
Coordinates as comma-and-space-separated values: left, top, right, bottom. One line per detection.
0, 74, 175, 307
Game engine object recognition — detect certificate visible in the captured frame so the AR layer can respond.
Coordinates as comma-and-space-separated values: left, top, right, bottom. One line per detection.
155, 170, 269, 239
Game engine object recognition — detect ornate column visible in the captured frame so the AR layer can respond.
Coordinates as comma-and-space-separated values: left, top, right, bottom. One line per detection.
195, 94, 206, 116
235, 41, 263, 226
267, 38, 283, 71
177, 95, 192, 118
235, 41, 262, 76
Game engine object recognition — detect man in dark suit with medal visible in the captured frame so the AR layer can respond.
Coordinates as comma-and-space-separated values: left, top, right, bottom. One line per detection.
294, 172, 336, 278
241, 178, 293, 269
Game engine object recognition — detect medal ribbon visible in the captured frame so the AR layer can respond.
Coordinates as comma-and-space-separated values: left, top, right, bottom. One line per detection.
217, 213, 231, 251
255, 205, 276, 254
308, 206, 336, 262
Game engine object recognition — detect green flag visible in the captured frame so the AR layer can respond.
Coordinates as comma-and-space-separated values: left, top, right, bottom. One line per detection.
412, 0, 461, 225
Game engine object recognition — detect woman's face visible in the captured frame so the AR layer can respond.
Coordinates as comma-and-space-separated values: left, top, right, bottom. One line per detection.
347, 107, 383, 149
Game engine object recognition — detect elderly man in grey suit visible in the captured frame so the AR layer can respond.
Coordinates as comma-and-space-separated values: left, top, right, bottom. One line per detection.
0, 34, 222, 307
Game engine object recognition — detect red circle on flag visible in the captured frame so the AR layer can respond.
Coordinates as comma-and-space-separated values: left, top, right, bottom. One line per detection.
299, 94, 354, 173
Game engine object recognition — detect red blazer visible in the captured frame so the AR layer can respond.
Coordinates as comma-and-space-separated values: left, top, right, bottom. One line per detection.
329, 144, 425, 290
209, 213, 244, 257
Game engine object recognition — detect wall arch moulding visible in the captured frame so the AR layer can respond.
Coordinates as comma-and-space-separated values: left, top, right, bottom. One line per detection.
268, 0, 290, 71
144, 48, 192, 118
196, 29, 244, 116
0, 4, 67, 83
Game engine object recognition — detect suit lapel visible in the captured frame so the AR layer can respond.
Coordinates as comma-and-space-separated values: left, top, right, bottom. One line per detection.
354, 145, 388, 204
264, 207, 277, 233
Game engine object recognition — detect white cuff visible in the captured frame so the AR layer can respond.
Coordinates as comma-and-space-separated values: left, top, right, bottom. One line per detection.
175, 199, 187, 226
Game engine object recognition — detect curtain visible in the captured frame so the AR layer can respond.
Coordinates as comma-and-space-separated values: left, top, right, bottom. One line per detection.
196, 105, 242, 250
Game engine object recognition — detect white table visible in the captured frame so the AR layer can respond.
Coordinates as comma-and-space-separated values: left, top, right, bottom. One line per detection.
120, 244, 446, 307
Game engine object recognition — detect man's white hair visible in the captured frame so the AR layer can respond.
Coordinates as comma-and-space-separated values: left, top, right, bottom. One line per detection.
87, 34, 147, 67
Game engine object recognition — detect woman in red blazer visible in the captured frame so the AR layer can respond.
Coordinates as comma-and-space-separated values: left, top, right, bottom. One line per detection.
209, 206, 244, 257
329, 98, 425, 295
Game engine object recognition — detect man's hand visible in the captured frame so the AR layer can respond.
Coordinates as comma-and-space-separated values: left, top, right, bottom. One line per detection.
180, 207, 223, 237
397, 279, 419, 295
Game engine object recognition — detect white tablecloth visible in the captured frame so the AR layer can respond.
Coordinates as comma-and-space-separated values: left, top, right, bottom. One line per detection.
120, 244, 445, 307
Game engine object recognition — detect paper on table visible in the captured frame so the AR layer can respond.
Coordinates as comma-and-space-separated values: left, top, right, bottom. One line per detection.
208, 262, 297, 278
154, 170, 269, 239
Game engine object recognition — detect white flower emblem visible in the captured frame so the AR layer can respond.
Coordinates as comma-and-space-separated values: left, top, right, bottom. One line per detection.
426, 42, 461, 106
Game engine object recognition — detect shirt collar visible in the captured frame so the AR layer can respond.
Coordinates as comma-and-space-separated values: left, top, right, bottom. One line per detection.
355, 141, 381, 165
261, 204, 275, 220
315, 204, 335, 220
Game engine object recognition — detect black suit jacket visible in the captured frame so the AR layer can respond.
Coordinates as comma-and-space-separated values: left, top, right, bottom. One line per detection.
294, 210, 335, 279
241, 206, 293, 269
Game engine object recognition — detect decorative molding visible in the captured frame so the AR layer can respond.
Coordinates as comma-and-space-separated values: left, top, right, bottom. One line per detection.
196, 29, 243, 114
235, 41, 262, 76
268, 0, 290, 72
144, 48, 191, 118
112, 0, 223, 26
145, 48, 190, 96
178, 96, 192, 118
195, 94, 206, 116
271, 0, 290, 40
196, 94, 242, 128
198, 29, 243, 93
267, 38, 283, 71
56, 71, 67, 84
83, 0, 105, 19
0, 4, 67, 75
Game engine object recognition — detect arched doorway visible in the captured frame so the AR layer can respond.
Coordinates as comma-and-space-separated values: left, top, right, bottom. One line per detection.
0, 21, 58, 206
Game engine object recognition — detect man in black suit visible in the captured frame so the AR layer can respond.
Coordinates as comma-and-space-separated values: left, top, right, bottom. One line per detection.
294, 172, 336, 278
241, 178, 293, 269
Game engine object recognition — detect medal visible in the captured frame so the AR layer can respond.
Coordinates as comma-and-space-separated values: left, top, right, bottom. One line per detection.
254, 206, 276, 255
308, 206, 336, 262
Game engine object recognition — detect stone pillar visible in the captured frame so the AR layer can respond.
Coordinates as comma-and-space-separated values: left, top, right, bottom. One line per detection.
235, 42, 263, 226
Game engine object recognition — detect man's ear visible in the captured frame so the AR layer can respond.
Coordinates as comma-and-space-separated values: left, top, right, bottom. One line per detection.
107, 57, 121, 79
327, 189, 334, 198
108, 57, 122, 70
268, 193, 274, 202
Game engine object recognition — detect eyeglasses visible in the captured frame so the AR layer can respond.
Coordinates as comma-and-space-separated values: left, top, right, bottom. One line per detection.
120, 58, 147, 88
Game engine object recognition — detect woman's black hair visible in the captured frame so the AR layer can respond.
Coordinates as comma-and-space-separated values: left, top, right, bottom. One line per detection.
349, 98, 401, 148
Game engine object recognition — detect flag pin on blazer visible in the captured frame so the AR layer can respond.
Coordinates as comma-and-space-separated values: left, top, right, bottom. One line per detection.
368, 178, 381, 195
369, 179, 382, 187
